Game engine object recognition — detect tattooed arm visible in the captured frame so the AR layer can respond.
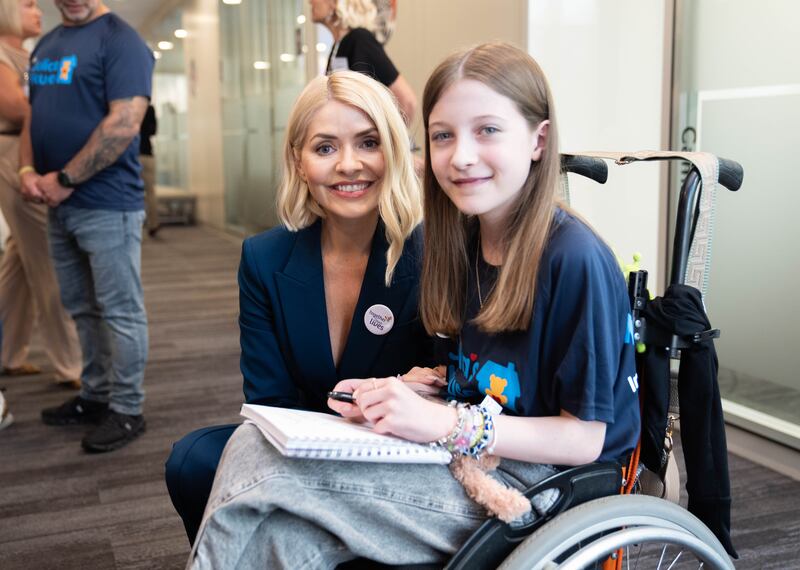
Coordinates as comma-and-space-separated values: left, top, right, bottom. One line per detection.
38, 96, 148, 207
64, 96, 149, 184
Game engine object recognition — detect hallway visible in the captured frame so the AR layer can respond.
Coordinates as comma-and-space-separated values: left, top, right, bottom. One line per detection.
0, 226, 242, 569
0, 225, 798, 568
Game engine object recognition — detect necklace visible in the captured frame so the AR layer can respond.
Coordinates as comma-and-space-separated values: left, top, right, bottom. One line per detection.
327, 40, 340, 74
475, 236, 484, 308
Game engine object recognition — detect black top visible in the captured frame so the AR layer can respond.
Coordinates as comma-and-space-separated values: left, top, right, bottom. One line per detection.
139, 104, 157, 156
326, 28, 399, 87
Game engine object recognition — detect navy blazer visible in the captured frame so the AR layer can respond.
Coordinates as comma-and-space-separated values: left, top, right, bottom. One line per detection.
239, 219, 431, 412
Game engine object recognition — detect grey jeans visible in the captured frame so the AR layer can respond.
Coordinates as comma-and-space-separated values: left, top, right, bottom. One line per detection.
188, 423, 557, 570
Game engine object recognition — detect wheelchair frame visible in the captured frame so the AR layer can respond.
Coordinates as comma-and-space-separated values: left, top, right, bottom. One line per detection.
442, 152, 743, 570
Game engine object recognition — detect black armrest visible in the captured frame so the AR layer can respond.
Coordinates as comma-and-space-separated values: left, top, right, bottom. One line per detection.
444, 462, 621, 570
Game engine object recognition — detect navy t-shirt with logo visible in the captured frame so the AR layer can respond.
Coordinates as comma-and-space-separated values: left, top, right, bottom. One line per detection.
437, 209, 641, 462
29, 13, 154, 211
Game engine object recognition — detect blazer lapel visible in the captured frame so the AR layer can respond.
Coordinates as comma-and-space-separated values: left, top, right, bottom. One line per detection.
338, 225, 416, 379
275, 222, 338, 388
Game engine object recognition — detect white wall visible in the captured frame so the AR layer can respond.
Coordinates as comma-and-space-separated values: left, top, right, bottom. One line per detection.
385, 0, 528, 146
529, 0, 669, 290
182, 0, 226, 230
387, 0, 669, 289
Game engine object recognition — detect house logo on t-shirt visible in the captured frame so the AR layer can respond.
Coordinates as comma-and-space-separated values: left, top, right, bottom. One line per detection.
29, 55, 78, 86
446, 351, 522, 411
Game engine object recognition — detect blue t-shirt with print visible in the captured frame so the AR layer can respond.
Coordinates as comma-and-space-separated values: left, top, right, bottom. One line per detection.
437, 209, 640, 462
28, 13, 154, 211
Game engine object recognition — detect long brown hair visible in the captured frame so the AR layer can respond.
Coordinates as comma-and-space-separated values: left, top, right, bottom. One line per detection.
420, 42, 561, 334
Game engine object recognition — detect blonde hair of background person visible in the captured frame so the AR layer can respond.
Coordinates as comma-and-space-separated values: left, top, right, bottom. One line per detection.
310, 0, 417, 125
0, 0, 24, 35
0, 0, 82, 384
278, 70, 421, 286
420, 42, 563, 334
331, 0, 376, 31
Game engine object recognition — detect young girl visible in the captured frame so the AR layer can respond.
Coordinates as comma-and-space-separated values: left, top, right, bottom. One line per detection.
188, 43, 639, 569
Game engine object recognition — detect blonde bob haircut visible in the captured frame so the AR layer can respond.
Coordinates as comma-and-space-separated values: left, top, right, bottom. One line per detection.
334, 0, 377, 32
420, 42, 562, 335
0, 0, 22, 36
277, 70, 422, 286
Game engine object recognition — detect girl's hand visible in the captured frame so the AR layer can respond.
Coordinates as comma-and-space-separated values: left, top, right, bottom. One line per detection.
353, 376, 456, 443
327, 378, 368, 422
400, 365, 447, 396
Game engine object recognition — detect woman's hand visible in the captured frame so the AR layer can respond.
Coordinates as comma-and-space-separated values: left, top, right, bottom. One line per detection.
400, 365, 447, 396
352, 376, 456, 443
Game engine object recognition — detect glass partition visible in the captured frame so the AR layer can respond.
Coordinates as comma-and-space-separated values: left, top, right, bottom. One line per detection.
672, 0, 800, 448
150, 9, 189, 192
219, 0, 309, 235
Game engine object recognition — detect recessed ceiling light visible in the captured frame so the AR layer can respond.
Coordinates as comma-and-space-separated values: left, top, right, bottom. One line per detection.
253, 61, 271, 70
222, 0, 242, 5
174, 29, 188, 39
316, 43, 327, 53
157, 41, 174, 50
279, 53, 295, 63
153, 51, 162, 60
296, 15, 306, 25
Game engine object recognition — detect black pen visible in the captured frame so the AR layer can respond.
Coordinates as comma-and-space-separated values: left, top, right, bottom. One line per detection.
327, 390, 357, 403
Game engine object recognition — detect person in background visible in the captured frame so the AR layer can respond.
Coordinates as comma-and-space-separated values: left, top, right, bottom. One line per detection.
310, 0, 416, 124
19, 0, 154, 453
0, 0, 82, 388
166, 70, 431, 544
140, 103, 159, 237
0, 387, 12, 431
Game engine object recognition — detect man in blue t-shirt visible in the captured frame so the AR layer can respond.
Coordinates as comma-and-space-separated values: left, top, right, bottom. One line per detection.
18, 0, 154, 453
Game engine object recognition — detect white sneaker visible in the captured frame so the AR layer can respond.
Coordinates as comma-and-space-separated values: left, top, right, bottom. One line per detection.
0, 390, 13, 431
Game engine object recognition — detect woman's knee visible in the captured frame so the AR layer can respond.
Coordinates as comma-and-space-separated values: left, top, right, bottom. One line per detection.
165, 424, 238, 505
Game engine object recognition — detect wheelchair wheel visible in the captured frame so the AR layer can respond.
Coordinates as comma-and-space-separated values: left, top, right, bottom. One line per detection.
498, 495, 734, 570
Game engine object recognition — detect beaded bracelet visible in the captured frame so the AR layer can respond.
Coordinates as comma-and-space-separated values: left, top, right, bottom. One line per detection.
438, 403, 496, 458
437, 401, 466, 454
468, 406, 494, 457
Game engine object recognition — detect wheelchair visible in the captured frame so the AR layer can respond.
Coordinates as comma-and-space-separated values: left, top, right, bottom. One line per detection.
347, 151, 743, 570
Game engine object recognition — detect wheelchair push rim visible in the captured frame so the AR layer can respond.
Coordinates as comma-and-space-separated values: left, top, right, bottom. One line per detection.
497, 495, 734, 570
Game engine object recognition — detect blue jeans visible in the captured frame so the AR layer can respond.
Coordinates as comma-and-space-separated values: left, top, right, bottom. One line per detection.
48, 206, 148, 415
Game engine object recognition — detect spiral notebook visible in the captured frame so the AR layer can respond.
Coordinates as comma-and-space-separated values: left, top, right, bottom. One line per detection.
241, 404, 452, 464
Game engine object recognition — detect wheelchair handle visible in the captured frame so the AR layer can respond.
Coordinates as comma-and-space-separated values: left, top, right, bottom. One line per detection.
671, 155, 743, 287
717, 157, 743, 192
561, 154, 608, 184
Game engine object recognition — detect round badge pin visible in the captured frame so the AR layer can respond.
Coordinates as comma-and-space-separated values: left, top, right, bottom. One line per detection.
364, 304, 394, 336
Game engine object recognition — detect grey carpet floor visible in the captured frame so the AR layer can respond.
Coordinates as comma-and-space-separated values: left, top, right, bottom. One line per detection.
0, 225, 797, 569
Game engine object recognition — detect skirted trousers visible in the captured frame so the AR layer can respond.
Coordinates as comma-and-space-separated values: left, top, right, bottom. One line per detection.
0, 134, 81, 380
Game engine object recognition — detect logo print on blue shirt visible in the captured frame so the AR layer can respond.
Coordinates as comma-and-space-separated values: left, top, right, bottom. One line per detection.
624, 313, 635, 345
29, 56, 78, 86
446, 350, 521, 411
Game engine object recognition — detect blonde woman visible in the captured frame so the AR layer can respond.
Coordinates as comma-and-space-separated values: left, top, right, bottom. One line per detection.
167, 70, 429, 544
0, 0, 81, 386
310, 0, 416, 123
